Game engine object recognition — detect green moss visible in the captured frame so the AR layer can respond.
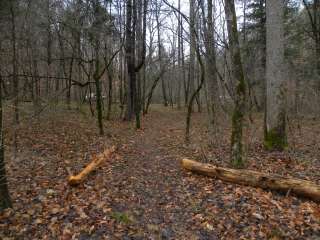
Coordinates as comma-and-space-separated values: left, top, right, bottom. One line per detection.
110, 211, 133, 224
231, 107, 245, 168
264, 128, 287, 151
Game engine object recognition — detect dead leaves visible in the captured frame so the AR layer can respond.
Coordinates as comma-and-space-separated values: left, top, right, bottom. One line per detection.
1, 108, 320, 239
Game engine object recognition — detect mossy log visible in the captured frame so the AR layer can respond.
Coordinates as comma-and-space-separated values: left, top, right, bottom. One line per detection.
68, 146, 116, 186
182, 159, 320, 202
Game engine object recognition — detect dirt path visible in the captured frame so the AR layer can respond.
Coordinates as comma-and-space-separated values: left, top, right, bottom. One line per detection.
103, 109, 197, 238
1, 107, 320, 239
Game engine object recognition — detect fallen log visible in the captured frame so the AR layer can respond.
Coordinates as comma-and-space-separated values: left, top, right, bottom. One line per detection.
68, 146, 116, 186
182, 158, 320, 202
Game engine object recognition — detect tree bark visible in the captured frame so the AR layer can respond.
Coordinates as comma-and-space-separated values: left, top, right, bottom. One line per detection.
125, 0, 140, 130
10, 1, 19, 125
188, 0, 196, 111
155, 1, 167, 107
182, 159, 320, 202
264, 0, 287, 150
224, 0, 247, 167
176, 0, 182, 109
202, 0, 218, 143
93, 0, 104, 135
0, 72, 12, 211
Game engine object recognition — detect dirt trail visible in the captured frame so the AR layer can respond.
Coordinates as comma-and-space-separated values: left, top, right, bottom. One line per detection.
104, 109, 198, 238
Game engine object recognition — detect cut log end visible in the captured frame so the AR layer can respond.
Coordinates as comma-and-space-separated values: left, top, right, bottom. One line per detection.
181, 158, 320, 203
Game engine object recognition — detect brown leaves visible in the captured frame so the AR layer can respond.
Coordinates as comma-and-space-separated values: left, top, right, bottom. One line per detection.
1, 108, 320, 239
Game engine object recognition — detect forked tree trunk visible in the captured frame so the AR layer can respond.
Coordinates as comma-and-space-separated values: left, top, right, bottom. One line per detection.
182, 159, 320, 202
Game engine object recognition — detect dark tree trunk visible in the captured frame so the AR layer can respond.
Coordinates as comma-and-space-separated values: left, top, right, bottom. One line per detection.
125, 0, 140, 129
106, 69, 113, 120
0, 73, 12, 212
93, 0, 104, 135
10, 2, 19, 124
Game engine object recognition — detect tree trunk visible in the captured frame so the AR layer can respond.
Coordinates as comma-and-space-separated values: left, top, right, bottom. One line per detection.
202, 0, 218, 143
93, 0, 104, 135
224, 0, 247, 167
155, 1, 167, 107
93, 58, 104, 136
182, 159, 320, 202
185, 46, 205, 143
188, 0, 196, 111
125, 0, 140, 129
0, 72, 12, 212
264, 0, 287, 150
106, 69, 113, 121
10, 2, 18, 124
177, 0, 182, 109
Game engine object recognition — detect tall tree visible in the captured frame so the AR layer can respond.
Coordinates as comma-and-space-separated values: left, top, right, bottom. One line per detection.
155, 0, 168, 107
188, 0, 196, 110
201, 0, 218, 142
224, 0, 247, 167
125, 0, 141, 129
92, 0, 105, 135
176, 0, 182, 109
264, 0, 287, 150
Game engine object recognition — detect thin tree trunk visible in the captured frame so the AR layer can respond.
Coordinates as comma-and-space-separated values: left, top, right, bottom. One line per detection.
185, 47, 205, 143
106, 68, 113, 120
155, 1, 168, 107
177, 0, 182, 109
10, 4, 18, 124
188, 0, 196, 111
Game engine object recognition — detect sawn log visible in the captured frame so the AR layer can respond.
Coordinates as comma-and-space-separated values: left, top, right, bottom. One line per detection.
68, 146, 116, 186
182, 158, 320, 202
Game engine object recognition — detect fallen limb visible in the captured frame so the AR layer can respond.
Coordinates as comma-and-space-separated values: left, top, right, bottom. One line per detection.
68, 146, 116, 186
182, 158, 320, 202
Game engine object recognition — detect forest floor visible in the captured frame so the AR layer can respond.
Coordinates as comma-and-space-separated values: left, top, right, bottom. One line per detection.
1, 104, 320, 239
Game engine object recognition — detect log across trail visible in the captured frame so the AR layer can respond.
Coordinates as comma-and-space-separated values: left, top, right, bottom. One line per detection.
182, 159, 320, 202
68, 146, 116, 186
